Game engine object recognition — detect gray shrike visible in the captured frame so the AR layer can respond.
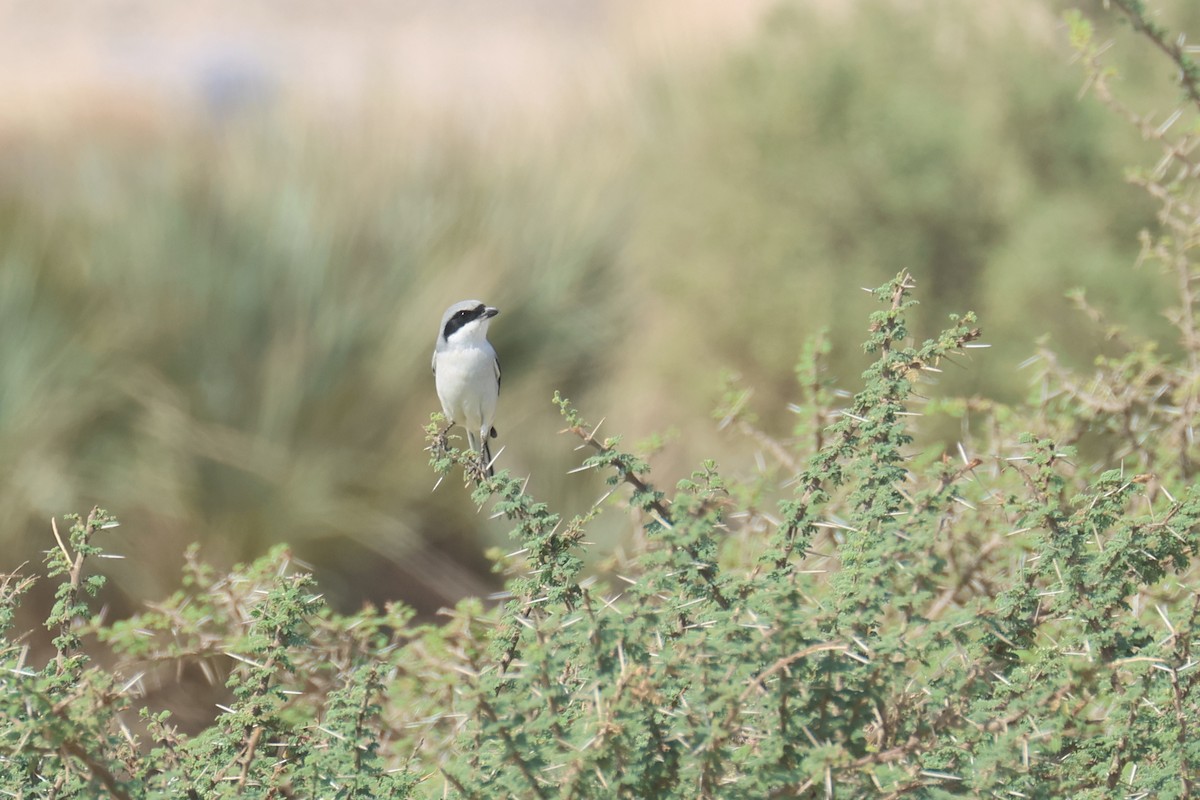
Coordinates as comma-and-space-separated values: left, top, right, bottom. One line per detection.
433, 300, 501, 476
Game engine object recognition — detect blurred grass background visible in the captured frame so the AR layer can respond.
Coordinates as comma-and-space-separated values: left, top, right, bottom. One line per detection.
2, 0, 1197, 620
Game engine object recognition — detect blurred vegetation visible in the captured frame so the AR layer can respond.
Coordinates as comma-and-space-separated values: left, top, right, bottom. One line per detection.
2, 0, 1199, 623
624, 0, 1179, 429
5, 264, 1199, 795
4, 1, 1200, 793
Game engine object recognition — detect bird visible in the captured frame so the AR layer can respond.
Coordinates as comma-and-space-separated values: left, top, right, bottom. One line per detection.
433, 299, 501, 477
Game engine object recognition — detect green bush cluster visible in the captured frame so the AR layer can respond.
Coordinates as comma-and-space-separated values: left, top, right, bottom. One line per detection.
4, 2, 1200, 797
4, 261, 1200, 796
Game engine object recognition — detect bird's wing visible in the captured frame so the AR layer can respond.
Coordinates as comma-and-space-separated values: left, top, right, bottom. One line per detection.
494, 357, 501, 392
431, 349, 437, 376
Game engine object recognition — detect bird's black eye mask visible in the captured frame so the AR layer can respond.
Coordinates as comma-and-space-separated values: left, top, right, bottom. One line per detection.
443, 305, 487, 340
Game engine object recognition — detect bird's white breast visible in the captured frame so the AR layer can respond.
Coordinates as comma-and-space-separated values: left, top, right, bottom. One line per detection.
435, 345, 498, 430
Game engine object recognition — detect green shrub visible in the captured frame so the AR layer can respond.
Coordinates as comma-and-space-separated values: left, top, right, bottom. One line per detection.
3, 2, 1200, 798
5, 261, 1200, 796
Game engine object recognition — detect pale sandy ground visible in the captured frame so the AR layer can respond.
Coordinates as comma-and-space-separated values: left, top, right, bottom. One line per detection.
0, 0, 779, 132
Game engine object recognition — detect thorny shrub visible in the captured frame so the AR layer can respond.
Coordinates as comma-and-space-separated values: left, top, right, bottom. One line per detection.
3, 3, 1200, 797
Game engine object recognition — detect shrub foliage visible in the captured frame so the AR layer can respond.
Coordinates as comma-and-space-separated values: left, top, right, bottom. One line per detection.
4, 3, 1200, 798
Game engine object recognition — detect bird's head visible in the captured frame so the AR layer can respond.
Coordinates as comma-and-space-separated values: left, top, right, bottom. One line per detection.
440, 299, 500, 345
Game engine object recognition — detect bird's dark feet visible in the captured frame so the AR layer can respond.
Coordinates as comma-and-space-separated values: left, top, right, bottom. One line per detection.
465, 449, 493, 485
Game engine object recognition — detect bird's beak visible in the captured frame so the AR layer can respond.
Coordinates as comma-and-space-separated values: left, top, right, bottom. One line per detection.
484, 307, 500, 318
